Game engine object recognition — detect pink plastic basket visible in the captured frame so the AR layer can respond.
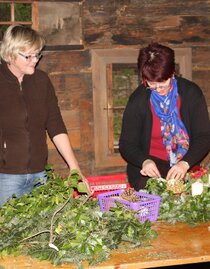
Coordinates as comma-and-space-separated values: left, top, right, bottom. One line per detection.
97, 189, 161, 223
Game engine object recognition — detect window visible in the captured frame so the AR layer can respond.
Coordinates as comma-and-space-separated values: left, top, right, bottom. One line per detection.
107, 63, 139, 153
92, 48, 192, 168
0, 1, 38, 40
0, 1, 82, 47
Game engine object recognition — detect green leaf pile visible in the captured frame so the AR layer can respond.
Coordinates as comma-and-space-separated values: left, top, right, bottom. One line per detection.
0, 165, 157, 268
146, 178, 210, 225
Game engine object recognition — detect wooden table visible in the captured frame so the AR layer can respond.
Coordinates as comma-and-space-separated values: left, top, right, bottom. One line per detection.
1, 221, 210, 269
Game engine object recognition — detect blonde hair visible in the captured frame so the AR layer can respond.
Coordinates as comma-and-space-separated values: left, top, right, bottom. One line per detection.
0, 24, 45, 62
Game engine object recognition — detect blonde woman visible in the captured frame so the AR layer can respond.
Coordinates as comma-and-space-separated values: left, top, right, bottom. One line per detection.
0, 25, 82, 206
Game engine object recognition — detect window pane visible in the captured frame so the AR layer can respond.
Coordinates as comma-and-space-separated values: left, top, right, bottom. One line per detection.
112, 64, 139, 106
15, 3, 31, 21
0, 3, 11, 21
113, 109, 124, 151
0, 25, 9, 41
112, 63, 139, 150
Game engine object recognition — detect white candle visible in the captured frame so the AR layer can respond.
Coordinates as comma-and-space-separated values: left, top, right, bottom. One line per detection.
191, 181, 204, 196
208, 174, 210, 186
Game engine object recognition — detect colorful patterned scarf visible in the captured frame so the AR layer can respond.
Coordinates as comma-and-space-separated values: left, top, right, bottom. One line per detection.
150, 78, 189, 166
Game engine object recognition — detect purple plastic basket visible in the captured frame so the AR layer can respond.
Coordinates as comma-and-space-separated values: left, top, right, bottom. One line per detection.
97, 189, 161, 223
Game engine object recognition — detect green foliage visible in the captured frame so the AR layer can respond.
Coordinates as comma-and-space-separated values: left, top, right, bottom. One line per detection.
146, 178, 167, 196
0, 3, 32, 41
15, 3, 32, 21
146, 178, 210, 225
106, 203, 157, 248
0, 3, 10, 21
0, 165, 156, 268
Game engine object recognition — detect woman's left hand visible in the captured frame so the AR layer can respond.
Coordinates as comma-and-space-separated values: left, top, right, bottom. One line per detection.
166, 161, 190, 180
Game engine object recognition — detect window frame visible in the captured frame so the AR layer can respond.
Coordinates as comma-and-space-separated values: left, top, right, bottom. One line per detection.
92, 48, 192, 169
0, 1, 38, 30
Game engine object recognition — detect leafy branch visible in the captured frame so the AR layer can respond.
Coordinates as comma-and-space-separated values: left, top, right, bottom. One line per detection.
0, 165, 157, 268
146, 177, 210, 225
20, 174, 94, 249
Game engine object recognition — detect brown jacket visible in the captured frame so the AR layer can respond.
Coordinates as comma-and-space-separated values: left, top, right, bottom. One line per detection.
0, 60, 67, 174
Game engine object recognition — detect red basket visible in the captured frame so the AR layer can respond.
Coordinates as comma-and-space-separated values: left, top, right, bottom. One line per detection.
97, 189, 161, 223
86, 174, 130, 197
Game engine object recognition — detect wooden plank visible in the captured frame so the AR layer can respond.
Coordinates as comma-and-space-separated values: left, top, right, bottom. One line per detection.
47, 130, 80, 150
61, 110, 80, 130
47, 110, 81, 149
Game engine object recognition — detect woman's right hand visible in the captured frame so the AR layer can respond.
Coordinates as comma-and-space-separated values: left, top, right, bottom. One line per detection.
140, 159, 161, 178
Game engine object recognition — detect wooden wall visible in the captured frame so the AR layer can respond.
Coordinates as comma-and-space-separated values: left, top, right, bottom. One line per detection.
38, 0, 210, 178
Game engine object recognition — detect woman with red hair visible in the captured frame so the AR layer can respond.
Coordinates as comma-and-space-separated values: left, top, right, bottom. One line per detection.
119, 43, 210, 190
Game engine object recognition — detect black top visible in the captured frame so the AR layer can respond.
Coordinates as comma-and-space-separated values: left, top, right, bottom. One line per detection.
119, 76, 210, 188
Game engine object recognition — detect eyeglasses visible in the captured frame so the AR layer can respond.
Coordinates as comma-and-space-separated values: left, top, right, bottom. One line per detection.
146, 78, 171, 91
18, 52, 43, 61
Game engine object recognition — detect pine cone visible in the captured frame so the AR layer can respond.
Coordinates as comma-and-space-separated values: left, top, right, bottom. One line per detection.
121, 188, 140, 202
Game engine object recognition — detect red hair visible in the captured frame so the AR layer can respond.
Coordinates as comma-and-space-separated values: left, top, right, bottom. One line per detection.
137, 43, 175, 82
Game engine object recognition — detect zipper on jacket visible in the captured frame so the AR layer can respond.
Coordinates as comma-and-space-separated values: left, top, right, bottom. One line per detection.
2, 140, 6, 165
0, 129, 6, 166
19, 82, 22, 91
19, 82, 31, 172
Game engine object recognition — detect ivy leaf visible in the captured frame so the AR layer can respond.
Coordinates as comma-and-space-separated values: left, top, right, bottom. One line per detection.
0, 166, 157, 268
77, 182, 89, 193
146, 177, 210, 225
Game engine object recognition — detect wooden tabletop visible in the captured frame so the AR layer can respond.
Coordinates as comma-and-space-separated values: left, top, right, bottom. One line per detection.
1, 221, 210, 269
